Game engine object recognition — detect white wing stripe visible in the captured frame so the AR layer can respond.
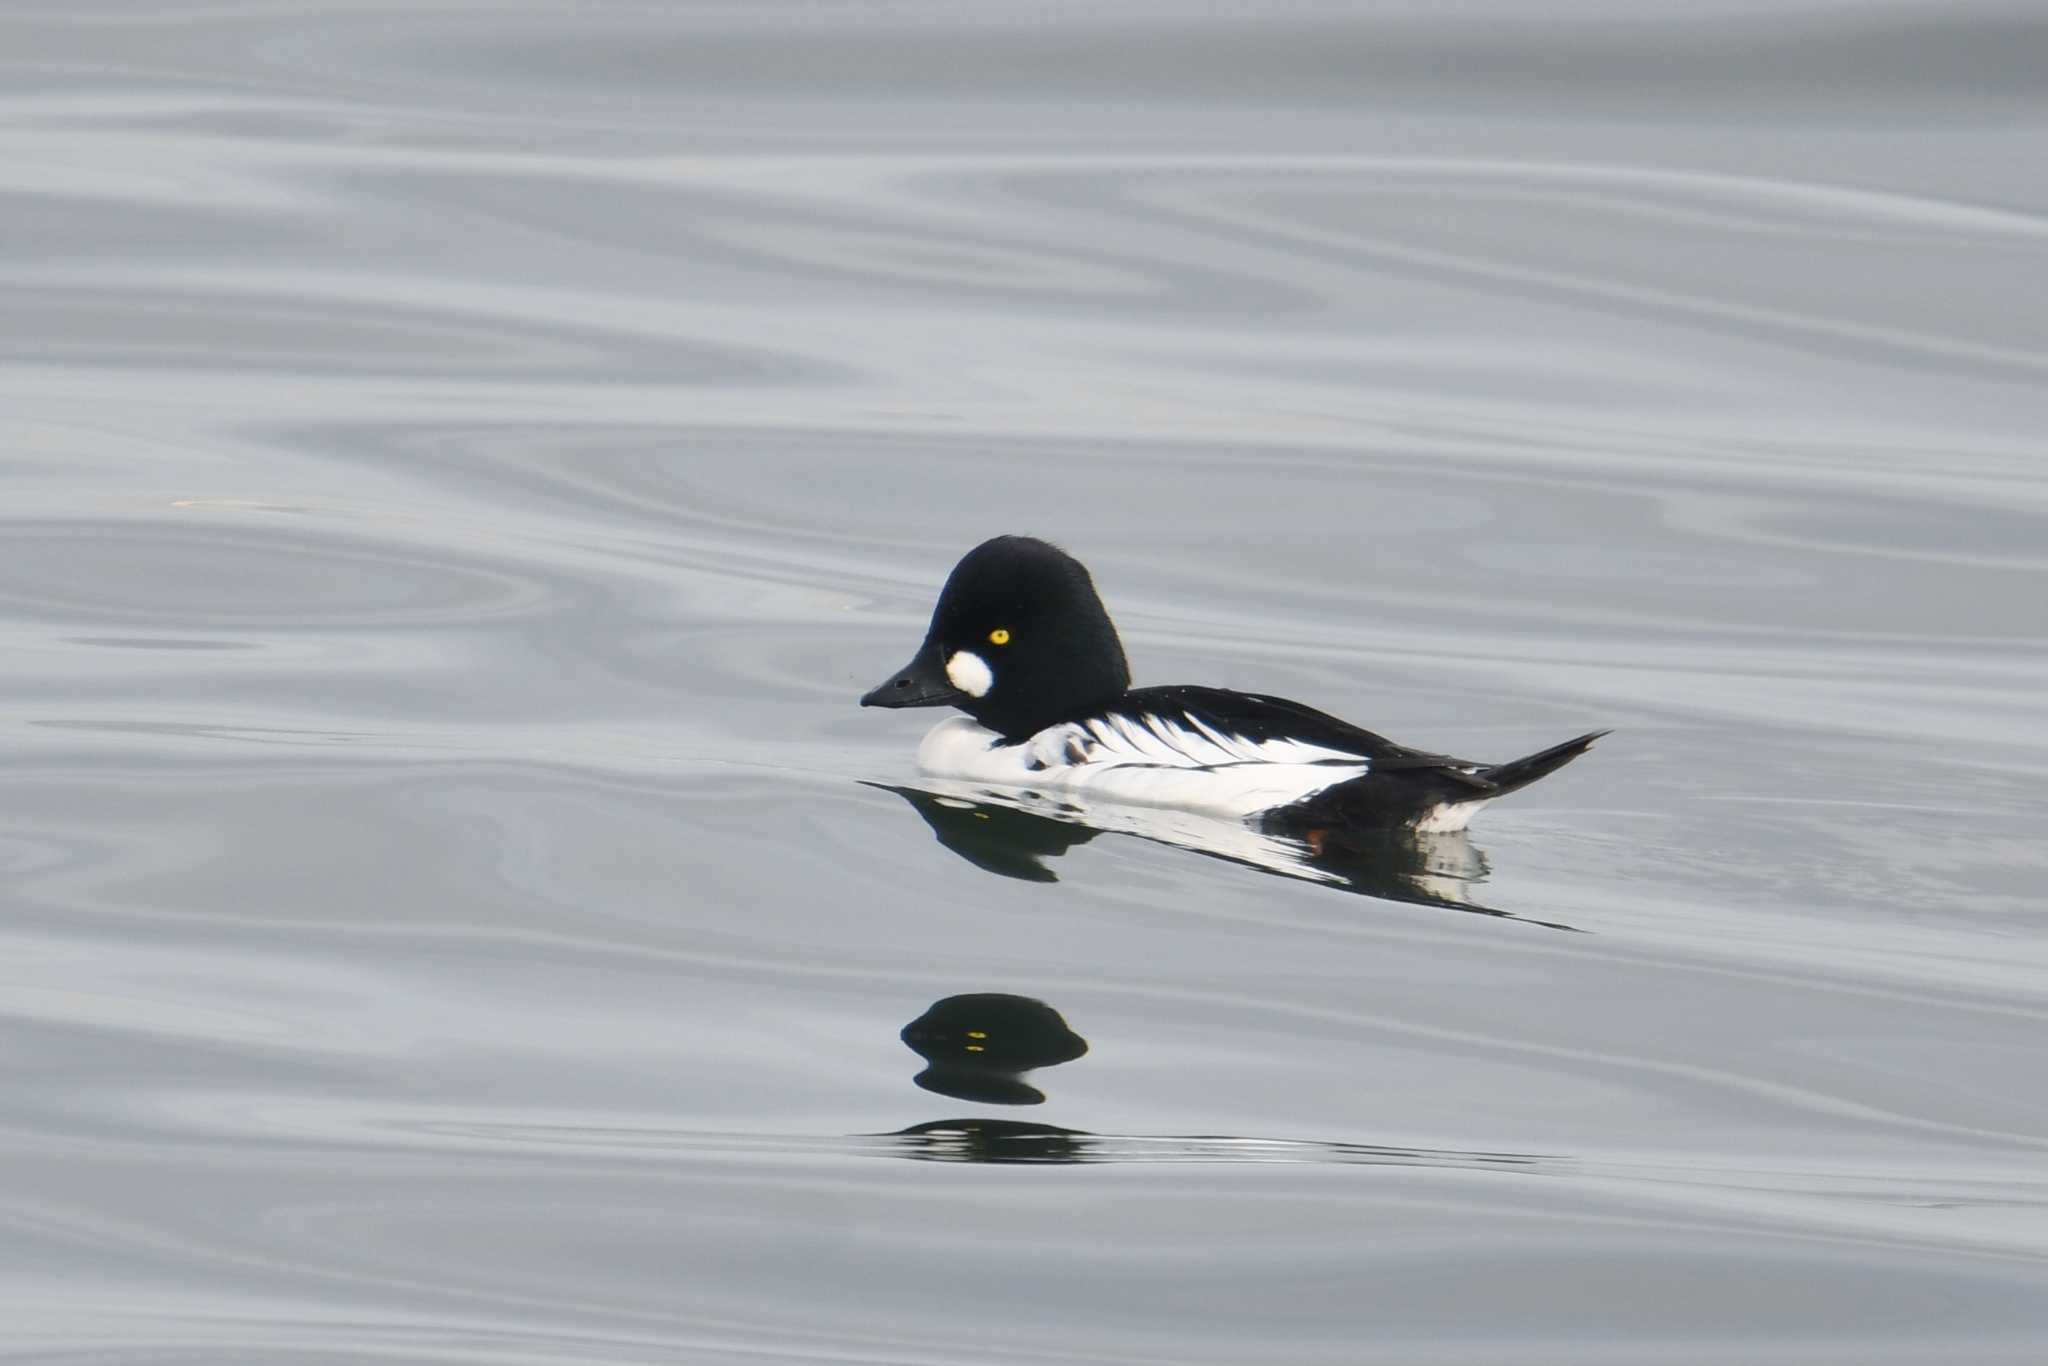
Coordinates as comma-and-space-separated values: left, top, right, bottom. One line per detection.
1066, 709, 1374, 772
1185, 712, 1240, 760
917, 715, 1370, 822
1150, 714, 1224, 766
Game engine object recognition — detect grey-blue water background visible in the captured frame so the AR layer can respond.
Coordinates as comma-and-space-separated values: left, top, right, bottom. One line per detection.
5, 3, 2047, 1362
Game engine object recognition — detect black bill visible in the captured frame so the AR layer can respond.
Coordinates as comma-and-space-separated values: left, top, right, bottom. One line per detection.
860, 642, 962, 709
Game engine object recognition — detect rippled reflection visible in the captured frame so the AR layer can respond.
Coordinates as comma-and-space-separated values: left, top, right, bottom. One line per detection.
900, 993, 1089, 1105
876, 781, 1578, 929
882, 1119, 1545, 1171
885, 1118, 1097, 1164
887, 996, 1545, 1166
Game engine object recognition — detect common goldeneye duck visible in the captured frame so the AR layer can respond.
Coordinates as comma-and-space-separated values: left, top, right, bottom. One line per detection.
860, 535, 1608, 833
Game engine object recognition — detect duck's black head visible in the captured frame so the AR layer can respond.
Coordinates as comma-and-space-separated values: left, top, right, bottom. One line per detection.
860, 536, 1131, 741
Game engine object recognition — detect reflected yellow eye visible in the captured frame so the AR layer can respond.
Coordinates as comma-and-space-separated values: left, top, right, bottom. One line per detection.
988, 628, 1011, 645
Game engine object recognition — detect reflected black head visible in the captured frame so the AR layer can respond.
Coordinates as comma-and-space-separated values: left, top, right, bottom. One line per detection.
900, 992, 1090, 1106
860, 536, 1132, 741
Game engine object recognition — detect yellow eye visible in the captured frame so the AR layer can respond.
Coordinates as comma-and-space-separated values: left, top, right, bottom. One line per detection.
988, 628, 1010, 645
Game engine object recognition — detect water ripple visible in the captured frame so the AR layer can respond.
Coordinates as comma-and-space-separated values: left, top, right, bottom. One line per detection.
6, 3, 2048, 1361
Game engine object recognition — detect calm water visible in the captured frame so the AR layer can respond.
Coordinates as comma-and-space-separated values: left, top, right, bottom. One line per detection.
5, 3, 2048, 1361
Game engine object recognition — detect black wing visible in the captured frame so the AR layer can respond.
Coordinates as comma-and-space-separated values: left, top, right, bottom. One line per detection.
1115, 685, 1496, 790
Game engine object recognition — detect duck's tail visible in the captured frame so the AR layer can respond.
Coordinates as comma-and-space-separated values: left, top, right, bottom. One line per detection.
1480, 730, 1611, 797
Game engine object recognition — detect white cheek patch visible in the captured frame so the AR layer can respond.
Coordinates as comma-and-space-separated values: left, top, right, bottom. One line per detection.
945, 650, 994, 698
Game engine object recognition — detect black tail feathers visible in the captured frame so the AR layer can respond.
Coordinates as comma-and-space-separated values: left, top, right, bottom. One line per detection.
1481, 730, 1611, 797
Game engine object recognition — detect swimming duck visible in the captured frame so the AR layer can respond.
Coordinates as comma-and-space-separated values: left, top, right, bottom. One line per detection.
861, 535, 1606, 832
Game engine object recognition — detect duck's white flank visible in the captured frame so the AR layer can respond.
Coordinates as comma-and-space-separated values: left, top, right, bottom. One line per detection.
917, 713, 1394, 823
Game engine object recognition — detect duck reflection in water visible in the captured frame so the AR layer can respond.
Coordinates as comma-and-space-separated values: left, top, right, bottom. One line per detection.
900, 993, 1089, 1106
890, 1118, 1092, 1164
873, 782, 1574, 929
885, 994, 1544, 1170
884, 1116, 1546, 1170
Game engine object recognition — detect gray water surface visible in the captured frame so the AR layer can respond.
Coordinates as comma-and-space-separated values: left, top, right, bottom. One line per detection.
5, 3, 2048, 1362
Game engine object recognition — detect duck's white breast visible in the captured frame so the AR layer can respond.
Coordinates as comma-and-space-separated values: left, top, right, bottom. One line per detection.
915, 714, 1370, 821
